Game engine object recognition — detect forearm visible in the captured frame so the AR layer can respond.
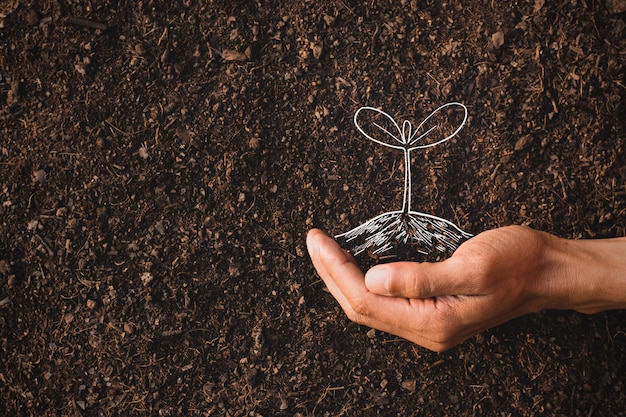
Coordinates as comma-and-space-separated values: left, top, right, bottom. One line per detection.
544, 233, 626, 314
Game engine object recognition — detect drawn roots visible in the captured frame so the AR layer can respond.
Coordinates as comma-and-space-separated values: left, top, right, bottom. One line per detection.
335, 211, 472, 258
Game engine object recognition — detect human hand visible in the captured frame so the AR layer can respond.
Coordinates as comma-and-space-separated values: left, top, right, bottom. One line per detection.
307, 226, 626, 351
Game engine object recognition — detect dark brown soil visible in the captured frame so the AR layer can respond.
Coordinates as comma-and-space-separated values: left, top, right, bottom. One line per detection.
1, 1, 625, 416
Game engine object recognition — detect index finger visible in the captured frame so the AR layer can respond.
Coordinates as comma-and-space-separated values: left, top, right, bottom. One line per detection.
306, 229, 367, 319
306, 229, 444, 344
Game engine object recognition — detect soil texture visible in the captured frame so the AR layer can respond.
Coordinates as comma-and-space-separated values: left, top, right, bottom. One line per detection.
1, 0, 626, 416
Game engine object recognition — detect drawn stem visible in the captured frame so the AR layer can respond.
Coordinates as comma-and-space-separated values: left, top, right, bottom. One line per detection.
401, 148, 411, 214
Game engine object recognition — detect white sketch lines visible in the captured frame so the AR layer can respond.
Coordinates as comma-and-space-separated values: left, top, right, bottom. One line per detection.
335, 103, 472, 256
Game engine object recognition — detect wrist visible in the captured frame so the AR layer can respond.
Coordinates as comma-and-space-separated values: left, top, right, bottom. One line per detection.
543, 233, 626, 314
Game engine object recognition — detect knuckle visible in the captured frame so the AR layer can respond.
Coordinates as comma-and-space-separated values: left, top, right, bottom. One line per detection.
346, 298, 371, 324
413, 277, 431, 298
350, 297, 371, 317
428, 336, 455, 352
430, 329, 453, 346
344, 310, 362, 325
427, 318, 461, 350
430, 341, 454, 353
388, 264, 430, 297
406, 268, 431, 298
454, 251, 493, 290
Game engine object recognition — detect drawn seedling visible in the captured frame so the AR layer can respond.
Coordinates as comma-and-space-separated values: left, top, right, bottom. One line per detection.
335, 102, 472, 257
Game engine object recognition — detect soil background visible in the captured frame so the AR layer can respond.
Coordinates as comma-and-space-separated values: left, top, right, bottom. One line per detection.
1, 0, 626, 416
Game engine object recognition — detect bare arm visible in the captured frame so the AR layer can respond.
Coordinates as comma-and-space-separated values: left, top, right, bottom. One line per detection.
307, 226, 626, 352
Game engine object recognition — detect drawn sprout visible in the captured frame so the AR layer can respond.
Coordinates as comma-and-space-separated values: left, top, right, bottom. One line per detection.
335, 103, 472, 257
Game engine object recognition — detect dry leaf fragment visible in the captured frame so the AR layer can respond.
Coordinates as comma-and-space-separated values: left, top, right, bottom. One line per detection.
221, 49, 248, 61
515, 135, 533, 151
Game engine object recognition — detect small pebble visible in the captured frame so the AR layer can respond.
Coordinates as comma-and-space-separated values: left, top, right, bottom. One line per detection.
248, 137, 261, 150
33, 169, 47, 183
135, 43, 146, 55
141, 272, 153, 286
310, 42, 323, 59
492, 31, 505, 49
26, 9, 39, 26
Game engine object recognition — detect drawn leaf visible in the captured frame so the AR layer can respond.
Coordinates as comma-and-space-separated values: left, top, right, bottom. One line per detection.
354, 107, 406, 149
409, 102, 467, 150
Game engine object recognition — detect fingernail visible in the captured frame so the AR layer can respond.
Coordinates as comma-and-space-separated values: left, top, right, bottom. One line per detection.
306, 231, 320, 259
365, 267, 390, 295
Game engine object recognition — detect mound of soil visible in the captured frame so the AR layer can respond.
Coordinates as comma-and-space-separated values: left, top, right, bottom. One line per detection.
1, 1, 625, 416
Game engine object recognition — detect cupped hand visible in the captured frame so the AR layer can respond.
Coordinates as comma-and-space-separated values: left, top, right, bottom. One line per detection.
307, 226, 570, 351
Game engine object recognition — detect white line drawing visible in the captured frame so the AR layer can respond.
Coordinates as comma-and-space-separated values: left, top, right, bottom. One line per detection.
335, 103, 472, 256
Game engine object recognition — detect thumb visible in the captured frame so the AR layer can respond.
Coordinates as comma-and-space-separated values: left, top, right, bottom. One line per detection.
364, 258, 475, 298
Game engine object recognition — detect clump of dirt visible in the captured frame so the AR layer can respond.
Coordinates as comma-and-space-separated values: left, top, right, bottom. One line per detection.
1, 1, 625, 416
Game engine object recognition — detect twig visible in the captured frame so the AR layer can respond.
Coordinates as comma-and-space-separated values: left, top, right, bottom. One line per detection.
67, 17, 107, 30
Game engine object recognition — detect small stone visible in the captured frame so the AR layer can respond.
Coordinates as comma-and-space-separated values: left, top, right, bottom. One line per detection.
244, 45, 254, 60
140, 272, 153, 286
310, 42, 323, 59
492, 31, 505, 49
221, 49, 247, 61
401, 379, 416, 392
5, 80, 20, 106
134, 43, 147, 55
33, 169, 47, 183
27, 220, 39, 231
154, 221, 165, 235
74, 62, 86, 76
248, 136, 261, 150
26, 9, 39, 26
0, 260, 9, 275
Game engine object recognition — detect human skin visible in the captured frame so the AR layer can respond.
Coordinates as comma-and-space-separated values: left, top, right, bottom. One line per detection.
307, 226, 626, 352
